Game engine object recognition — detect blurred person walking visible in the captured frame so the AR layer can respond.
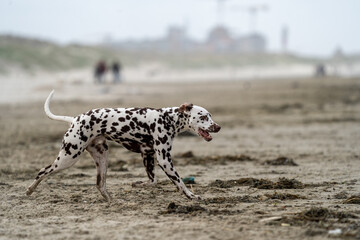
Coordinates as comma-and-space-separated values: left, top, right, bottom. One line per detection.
94, 60, 107, 84
112, 61, 122, 84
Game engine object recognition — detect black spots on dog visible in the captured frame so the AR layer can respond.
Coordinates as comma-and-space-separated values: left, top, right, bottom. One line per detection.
131, 117, 138, 122
72, 152, 80, 159
94, 144, 106, 154
139, 108, 148, 115
129, 108, 139, 112
150, 122, 156, 132
126, 115, 131, 120
86, 110, 93, 116
161, 149, 167, 160
158, 135, 168, 144
157, 127, 162, 133
125, 110, 134, 116
89, 116, 96, 127
112, 122, 119, 126
63, 142, 72, 156
165, 171, 180, 183
76, 116, 81, 122
97, 174, 101, 185
133, 133, 153, 144
118, 117, 125, 122
157, 118, 163, 125
45, 165, 52, 170
199, 115, 208, 121
103, 142, 108, 151
129, 121, 135, 130
55, 164, 58, 168
38, 169, 45, 176
79, 133, 88, 143
121, 125, 130, 132
122, 140, 141, 153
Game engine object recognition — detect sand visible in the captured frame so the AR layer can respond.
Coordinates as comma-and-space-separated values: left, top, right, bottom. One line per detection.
0, 73, 360, 240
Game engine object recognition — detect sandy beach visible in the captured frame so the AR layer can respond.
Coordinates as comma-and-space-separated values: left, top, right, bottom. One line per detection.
0, 71, 359, 239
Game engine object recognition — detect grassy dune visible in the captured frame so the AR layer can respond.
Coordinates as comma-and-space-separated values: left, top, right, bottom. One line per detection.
4, 34, 359, 74
0, 35, 122, 73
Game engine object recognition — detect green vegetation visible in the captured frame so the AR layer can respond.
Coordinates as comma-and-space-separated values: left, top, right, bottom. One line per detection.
0, 35, 121, 73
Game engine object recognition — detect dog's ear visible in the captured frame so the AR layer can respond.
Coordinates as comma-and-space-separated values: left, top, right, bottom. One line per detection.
179, 103, 193, 113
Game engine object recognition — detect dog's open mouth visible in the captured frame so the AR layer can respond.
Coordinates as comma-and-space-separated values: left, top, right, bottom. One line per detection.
198, 128, 213, 142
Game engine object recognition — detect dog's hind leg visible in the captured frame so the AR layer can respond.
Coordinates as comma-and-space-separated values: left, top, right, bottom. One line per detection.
26, 148, 83, 196
86, 136, 111, 202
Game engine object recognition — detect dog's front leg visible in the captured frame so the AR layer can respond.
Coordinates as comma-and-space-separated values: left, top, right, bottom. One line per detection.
155, 146, 201, 200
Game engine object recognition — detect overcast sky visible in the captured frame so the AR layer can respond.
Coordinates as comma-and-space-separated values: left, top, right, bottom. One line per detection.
0, 0, 359, 56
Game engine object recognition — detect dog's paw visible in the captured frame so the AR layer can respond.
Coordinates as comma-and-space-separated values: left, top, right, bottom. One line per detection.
191, 195, 202, 201
187, 193, 202, 201
26, 188, 33, 196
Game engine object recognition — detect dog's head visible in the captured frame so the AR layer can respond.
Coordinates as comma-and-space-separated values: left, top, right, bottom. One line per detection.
179, 103, 221, 142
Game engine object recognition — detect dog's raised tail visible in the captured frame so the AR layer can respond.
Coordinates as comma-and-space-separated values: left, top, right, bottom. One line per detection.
44, 90, 74, 124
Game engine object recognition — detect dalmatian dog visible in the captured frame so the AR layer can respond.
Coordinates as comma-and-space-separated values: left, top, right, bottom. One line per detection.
26, 90, 221, 201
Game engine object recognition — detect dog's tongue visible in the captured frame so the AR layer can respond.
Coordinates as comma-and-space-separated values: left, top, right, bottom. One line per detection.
204, 135, 213, 141
199, 129, 212, 141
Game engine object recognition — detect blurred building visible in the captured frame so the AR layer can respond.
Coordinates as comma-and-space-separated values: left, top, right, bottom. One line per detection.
206, 25, 233, 51
106, 24, 267, 53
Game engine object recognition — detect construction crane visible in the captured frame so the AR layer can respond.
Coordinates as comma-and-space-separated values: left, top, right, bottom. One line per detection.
230, 4, 269, 33
210, 1, 269, 32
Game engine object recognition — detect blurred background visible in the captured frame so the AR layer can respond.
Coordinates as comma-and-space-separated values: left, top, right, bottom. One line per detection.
1, 2, 360, 239
0, 0, 359, 103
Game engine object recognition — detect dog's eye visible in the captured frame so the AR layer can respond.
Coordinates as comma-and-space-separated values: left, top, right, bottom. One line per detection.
199, 116, 208, 121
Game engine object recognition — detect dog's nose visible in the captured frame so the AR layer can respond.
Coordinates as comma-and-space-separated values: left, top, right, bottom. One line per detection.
210, 124, 221, 132
214, 124, 221, 132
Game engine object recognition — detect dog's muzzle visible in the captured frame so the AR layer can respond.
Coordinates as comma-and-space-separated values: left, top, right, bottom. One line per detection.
209, 123, 221, 133
198, 124, 221, 142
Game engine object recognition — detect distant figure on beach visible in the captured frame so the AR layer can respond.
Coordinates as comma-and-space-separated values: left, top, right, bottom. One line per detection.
94, 60, 107, 84
314, 64, 326, 78
112, 61, 122, 84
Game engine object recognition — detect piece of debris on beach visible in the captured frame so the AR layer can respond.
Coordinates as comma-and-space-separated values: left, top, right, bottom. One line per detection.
263, 157, 298, 166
